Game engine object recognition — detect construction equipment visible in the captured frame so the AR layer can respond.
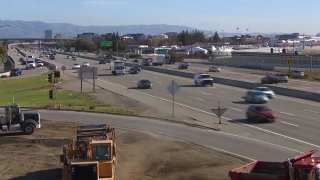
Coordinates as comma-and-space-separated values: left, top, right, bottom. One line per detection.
229, 150, 320, 180
61, 124, 117, 180
0, 103, 41, 135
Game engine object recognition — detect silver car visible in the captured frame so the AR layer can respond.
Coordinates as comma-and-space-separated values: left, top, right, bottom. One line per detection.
243, 90, 269, 104
252, 87, 275, 98
209, 66, 221, 72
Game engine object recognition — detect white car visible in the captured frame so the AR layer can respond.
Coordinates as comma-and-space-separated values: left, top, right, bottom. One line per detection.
209, 66, 221, 72
252, 87, 275, 98
72, 63, 81, 69
82, 62, 89, 67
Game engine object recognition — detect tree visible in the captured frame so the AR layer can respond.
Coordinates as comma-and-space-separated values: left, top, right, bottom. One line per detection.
213, 31, 220, 42
0, 43, 7, 63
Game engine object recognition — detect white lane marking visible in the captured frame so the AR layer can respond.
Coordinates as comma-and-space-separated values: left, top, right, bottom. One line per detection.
219, 91, 226, 94
157, 81, 162, 84
304, 109, 319, 114
203, 145, 255, 161
132, 80, 136, 83
280, 112, 295, 117
201, 92, 212, 96
222, 117, 232, 120
194, 98, 205, 101
209, 86, 215, 89
98, 79, 222, 119
230, 107, 243, 112
97, 78, 317, 149
218, 131, 301, 153
281, 121, 299, 127
243, 124, 320, 148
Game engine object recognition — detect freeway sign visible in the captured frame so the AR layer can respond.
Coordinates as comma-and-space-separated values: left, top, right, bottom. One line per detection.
78, 67, 98, 79
58, 40, 65, 45
211, 108, 227, 117
100, 41, 113, 47
166, 80, 180, 95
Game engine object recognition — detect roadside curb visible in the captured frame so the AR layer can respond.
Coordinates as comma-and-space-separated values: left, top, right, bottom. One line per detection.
7, 106, 221, 131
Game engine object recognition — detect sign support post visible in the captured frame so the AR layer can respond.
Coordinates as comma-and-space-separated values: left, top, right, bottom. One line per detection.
166, 80, 180, 118
211, 101, 228, 125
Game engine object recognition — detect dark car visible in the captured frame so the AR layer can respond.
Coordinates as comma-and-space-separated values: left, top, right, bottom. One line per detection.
10, 68, 23, 77
129, 67, 139, 74
246, 105, 277, 123
178, 63, 189, 70
99, 59, 108, 64
132, 65, 141, 71
49, 54, 55, 60
137, 79, 152, 89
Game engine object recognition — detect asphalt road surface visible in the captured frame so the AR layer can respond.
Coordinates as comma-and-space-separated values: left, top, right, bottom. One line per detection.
7, 46, 48, 77
21, 49, 320, 161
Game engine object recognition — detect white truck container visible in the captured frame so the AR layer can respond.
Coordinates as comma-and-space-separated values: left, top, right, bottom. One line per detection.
110, 60, 125, 75
147, 54, 165, 66
25, 55, 36, 69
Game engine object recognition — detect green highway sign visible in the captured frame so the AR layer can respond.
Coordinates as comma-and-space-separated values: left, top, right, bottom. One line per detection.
157, 49, 167, 55
100, 41, 113, 47
58, 40, 65, 45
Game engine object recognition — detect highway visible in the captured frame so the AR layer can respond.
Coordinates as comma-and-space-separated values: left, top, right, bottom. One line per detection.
16, 48, 320, 161
6, 45, 48, 77
73, 52, 320, 94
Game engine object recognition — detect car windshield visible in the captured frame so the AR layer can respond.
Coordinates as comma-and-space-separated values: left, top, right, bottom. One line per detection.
140, 80, 150, 83
254, 106, 271, 112
252, 91, 265, 96
257, 87, 270, 91
200, 75, 211, 78
27, 61, 34, 63
116, 66, 124, 70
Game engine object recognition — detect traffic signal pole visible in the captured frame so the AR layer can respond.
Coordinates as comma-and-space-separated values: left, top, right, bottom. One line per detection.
48, 70, 61, 109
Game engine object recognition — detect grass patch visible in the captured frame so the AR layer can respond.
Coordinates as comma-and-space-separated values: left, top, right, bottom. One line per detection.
0, 74, 137, 115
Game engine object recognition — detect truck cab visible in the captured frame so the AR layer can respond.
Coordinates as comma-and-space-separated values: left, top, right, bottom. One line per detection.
0, 104, 41, 135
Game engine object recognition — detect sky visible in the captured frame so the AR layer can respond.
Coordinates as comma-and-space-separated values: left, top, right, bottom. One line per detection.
1, 0, 320, 34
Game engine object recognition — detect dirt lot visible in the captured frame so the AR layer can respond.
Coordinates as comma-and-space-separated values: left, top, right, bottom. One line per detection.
0, 72, 248, 179
0, 120, 247, 180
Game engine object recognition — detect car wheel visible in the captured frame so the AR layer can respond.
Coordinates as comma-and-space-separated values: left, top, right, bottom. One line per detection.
246, 113, 252, 121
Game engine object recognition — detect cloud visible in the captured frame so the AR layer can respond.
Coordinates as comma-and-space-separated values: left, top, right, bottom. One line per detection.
84, 0, 128, 5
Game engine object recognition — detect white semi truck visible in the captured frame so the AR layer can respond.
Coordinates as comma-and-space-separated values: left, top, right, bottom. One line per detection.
110, 60, 125, 75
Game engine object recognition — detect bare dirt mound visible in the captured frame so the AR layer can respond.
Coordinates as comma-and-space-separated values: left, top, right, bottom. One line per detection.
1, 120, 247, 180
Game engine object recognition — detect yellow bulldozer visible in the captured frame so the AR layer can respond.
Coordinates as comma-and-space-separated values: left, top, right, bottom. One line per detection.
60, 124, 117, 180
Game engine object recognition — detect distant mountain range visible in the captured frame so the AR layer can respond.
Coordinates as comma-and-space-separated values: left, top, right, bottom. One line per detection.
0, 20, 203, 38
0, 20, 279, 38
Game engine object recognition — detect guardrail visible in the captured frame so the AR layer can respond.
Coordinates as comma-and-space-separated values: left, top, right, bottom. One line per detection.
53, 51, 320, 102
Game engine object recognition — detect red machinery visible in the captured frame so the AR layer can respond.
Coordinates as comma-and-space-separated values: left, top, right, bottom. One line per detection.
230, 150, 320, 180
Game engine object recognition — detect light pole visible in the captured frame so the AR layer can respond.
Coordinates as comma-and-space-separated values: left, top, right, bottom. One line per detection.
222, 30, 224, 44
236, 27, 240, 48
